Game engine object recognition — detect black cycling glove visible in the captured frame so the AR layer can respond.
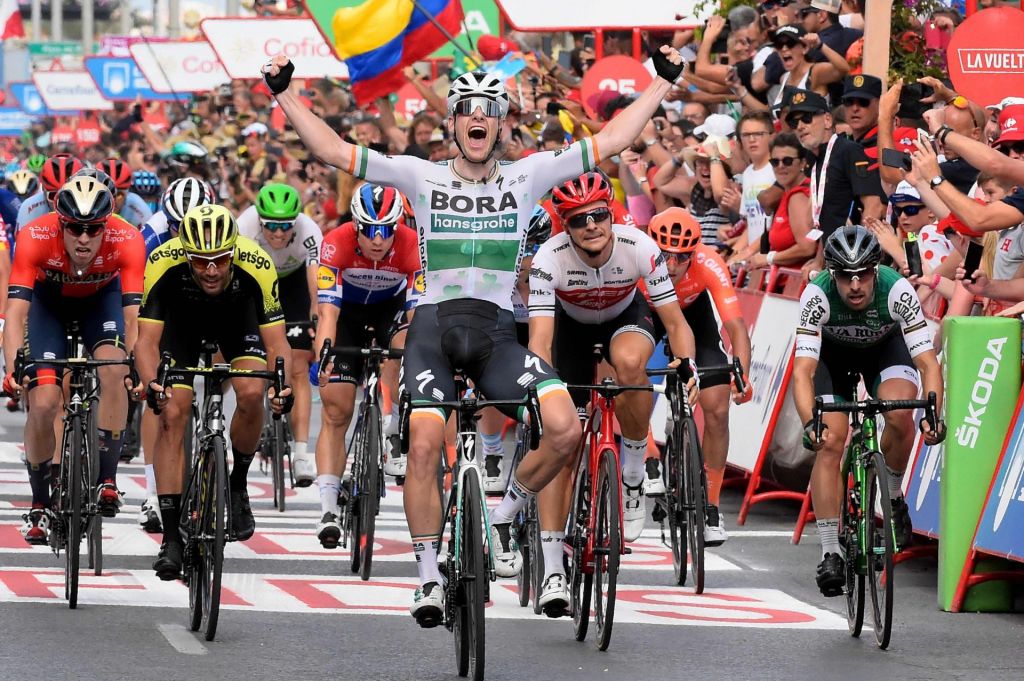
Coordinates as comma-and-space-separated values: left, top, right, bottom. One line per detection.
652, 48, 684, 84
263, 59, 294, 95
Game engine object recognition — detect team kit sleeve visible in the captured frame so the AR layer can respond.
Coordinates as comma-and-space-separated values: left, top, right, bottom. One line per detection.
236, 206, 260, 239
7, 223, 45, 300
697, 249, 743, 323
888, 277, 933, 358
527, 241, 559, 317
637, 232, 678, 308
117, 224, 147, 306
344, 146, 426, 200
297, 214, 323, 265
139, 251, 172, 323
794, 282, 830, 360
522, 138, 602, 202
316, 232, 344, 308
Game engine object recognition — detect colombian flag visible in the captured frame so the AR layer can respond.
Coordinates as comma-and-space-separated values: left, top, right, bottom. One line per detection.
333, 0, 463, 104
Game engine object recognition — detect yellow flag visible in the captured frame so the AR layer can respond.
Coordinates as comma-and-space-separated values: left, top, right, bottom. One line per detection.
332, 0, 414, 59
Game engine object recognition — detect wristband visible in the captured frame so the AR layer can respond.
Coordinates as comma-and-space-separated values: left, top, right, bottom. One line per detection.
672, 157, 682, 168
936, 125, 953, 145
766, 251, 777, 266
929, 273, 941, 290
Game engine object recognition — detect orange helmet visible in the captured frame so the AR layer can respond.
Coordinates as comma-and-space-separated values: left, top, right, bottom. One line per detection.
649, 207, 701, 253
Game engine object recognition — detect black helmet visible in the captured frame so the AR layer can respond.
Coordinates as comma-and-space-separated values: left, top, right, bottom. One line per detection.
526, 204, 552, 247
823, 225, 881, 273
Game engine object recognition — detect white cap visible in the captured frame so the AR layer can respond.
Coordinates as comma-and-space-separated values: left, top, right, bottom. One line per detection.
987, 96, 1024, 111
242, 122, 269, 137
890, 180, 921, 202
693, 114, 736, 139
810, 0, 842, 11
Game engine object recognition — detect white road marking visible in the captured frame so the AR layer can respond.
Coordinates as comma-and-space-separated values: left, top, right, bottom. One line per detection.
157, 623, 208, 655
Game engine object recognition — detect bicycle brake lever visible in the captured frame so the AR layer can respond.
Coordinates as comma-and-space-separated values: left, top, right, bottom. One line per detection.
527, 385, 542, 450
813, 396, 824, 443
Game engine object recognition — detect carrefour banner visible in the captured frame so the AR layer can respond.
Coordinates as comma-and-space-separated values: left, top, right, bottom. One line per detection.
974, 386, 1024, 562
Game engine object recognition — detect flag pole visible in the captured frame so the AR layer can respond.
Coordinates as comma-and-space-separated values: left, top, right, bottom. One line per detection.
409, 0, 481, 70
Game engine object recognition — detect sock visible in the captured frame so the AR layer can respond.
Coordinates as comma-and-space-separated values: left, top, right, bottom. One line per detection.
481, 431, 504, 457
293, 441, 308, 460
621, 436, 647, 486
158, 494, 182, 544
886, 465, 905, 499
26, 461, 51, 507
96, 428, 123, 483
490, 474, 535, 525
229, 447, 255, 491
541, 531, 566, 580
317, 474, 341, 516
706, 466, 726, 506
413, 534, 443, 585
385, 404, 400, 437
145, 464, 157, 497
817, 518, 840, 558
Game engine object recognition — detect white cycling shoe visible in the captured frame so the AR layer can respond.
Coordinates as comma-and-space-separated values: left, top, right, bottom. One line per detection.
622, 481, 646, 542
292, 455, 316, 487
643, 458, 666, 496
411, 581, 444, 628
482, 454, 507, 494
704, 504, 728, 547
489, 522, 522, 577
384, 452, 407, 477
538, 573, 570, 617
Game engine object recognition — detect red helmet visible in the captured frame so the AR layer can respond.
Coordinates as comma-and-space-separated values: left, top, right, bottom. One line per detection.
96, 159, 133, 191
551, 171, 612, 217
39, 153, 84, 193
649, 207, 702, 254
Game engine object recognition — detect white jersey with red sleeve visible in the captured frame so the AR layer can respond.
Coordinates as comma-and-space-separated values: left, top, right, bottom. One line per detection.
316, 222, 422, 309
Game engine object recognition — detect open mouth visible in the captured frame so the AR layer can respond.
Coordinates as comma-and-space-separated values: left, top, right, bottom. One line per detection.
468, 125, 487, 141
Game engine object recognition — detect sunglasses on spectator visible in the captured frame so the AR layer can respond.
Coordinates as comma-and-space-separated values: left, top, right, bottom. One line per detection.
453, 97, 503, 118
770, 156, 801, 167
358, 223, 395, 240
63, 222, 105, 237
774, 38, 800, 49
565, 208, 611, 230
761, 0, 792, 9
842, 97, 874, 108
661, 250, 692, 263
797, 7, 821, 18
785, 111, 818, 127
892, 204, 926, 217
831, 267, 876, 284
186, 250, 234, 270
999, 141, 1024, 155
260, 218, 296, 232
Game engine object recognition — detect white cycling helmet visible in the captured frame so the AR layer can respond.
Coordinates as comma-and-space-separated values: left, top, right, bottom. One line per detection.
446, 71, 510, 119
162, 177, 214, 223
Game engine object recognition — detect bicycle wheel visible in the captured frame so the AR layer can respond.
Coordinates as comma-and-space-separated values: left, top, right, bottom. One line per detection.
682, 418, 706, 594
65, 416, 84, 609
88, 517, 102, 576
184, 452, 203, 632
515, 511, 530, 608
663, 425, 687, 586
359, 404, 382, 581
841, 462, 865, 638
272, 417, 286, 512
453, 473, 486, 681
866, 450, 894, 649
592, 448, 621, 651
348, 415, 365, 574
200, 436, 227, 641
569, 452, 592, 642
86, 407, 102, 575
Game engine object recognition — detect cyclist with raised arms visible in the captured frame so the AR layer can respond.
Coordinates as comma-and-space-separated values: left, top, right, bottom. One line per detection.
136, 205, 293, 580
794, 225, 945, 597
527, 172, 697, 615
309, 183, 420, 547
263, 43, 691, 625
238, 183, 322, 486
646, 207, 752, 545
4, 177, 145, 542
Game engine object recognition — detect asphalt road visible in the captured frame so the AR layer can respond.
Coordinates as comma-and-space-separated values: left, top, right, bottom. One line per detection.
0, 404, 1022, 681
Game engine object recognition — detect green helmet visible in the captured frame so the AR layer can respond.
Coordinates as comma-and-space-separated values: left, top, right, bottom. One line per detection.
26, 154, 46, 174
255, 183, 301, 220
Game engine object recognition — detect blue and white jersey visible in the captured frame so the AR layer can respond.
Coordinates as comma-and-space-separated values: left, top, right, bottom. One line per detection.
16, 191, 48, 232
140, 211, 176, 256
120, 192, 154, 228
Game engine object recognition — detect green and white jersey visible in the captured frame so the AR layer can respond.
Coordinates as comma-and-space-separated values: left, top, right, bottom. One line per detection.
344, 139, 601, 310
795, 265, 932, 360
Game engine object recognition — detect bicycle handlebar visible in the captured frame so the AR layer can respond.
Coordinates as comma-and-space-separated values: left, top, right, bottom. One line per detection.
12, 348, 137, 394
150, 351, 286, 416
318, 338, 404, 371
648, 357, 745, 393
812, 391, 939, 443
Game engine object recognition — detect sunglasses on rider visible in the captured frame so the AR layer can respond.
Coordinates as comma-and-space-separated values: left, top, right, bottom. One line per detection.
260, 218, 295, 232
892, 204, 926, 217
785, 111, 818, 127
831, 267, 876, 283
453, 97, 503, 118
565, 208, 612, 230
661, 250, 692, 263
357, 222, 394, 240
770, 156, 801, 167
63, 222, 105, 237
186, 250, 234, 270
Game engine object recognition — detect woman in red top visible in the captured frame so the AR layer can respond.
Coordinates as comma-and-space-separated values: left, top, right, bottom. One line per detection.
747, 133, 815, 270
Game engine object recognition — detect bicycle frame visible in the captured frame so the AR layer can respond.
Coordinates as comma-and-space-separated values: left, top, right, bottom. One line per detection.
841, 410, 879, 572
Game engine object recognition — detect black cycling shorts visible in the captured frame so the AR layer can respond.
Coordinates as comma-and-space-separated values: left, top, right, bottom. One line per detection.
401, 299, 567, 422
814, 332, 919, 402
160, 299, 267, 389
652, 292, 730, 388
554, 292, 656, 408
279, 268, 313, 351
329, 294, 407, 384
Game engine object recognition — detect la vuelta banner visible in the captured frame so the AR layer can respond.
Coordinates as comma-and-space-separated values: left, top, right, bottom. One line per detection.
200, 17, 348, 80
946, 6, 1024, 107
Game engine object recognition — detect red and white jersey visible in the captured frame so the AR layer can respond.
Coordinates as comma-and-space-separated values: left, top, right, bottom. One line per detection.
528, 224, 677, 323
317, 222, 422, 308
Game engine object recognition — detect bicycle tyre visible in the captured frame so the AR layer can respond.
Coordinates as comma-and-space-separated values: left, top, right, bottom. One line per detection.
866, 450, 894, 649
841, 461, 865, 637
359, 403, 382, 581
593, 448, 620, 651
86, 406, 102, 575
348, 415, 365, 574
453, 472, 486, 681
569, 446, 593, 642
201, 436, 227, 641
272, 417, 286, 512
65, 416, 84, 609
185, 450, 203, 633
663, 427, 687, 586
683, 417, 706, 594
516, 515, 530, 608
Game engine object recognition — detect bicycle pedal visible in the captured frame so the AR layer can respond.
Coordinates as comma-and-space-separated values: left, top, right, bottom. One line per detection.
622, 547, 632, 555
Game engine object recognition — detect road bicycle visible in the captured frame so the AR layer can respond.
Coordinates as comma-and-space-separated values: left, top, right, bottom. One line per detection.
152, 350, 286, 641
507, 423, 543, 613
649, 358, 745, 593
258, 397, 293, 512
399, 379, 542, 681
318, 334, 403, 580
811, 391, 939, 650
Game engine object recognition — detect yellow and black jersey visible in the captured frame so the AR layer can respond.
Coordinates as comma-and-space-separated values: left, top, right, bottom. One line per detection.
140, 236, 285, 328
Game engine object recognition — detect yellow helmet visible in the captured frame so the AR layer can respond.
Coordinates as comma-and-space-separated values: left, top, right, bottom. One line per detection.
179, 204, 238, 255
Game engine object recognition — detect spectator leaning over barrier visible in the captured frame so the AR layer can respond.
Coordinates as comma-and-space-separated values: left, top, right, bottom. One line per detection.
747, 132, 815, 270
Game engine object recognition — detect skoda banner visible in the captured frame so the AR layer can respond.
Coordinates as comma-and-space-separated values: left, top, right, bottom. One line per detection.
201, 17, 348, 80
32, 71, 114, 111
974, 387, 1024, 562
905, 441, 942, 539
84, 57, 188, 102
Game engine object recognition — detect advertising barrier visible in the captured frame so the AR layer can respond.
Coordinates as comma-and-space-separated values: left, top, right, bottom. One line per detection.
946, 6, 1024, 107
10, 81, 77, 116
494, 0, 705, 30
31, 71, 113, 111
0, 108, 38, 136
201, 17, 349, 81
129, 41, 229, 94
84, 56, 188, 102
938, 317, 1020, 612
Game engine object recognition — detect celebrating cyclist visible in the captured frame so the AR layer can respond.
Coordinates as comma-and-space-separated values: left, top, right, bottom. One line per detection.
528, 172, 697, 615
136, 205, 292, 580
793, 225, 945, 597
4, 176, 145, 543
646, 207, 752, 545
309, 183, 420, 548
238, 182, 322, 486
264, 41, 689, 625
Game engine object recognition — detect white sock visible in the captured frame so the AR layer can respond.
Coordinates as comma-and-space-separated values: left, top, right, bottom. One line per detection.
317, 474, 341, 516
413, 535, 443, 585
490, 474, 534, 525
817, 518, 841, 558
540, 531, 565, 580
145, 464, 157, 496
293, 441, 308, 460
481, 431, 504, 457
385, 404, 400, 437
886, 465, 904, 499
621, 437, 647, 486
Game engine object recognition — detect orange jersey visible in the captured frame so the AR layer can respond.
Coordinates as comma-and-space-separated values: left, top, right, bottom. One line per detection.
661, 244, 742, 322
9, 213, 146, 305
